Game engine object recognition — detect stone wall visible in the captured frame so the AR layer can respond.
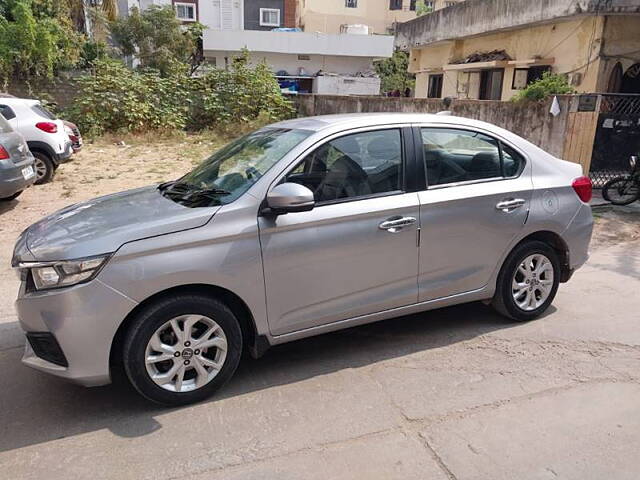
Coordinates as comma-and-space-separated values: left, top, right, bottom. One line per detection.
2, 78, 80, 110
289, 94, 574, 159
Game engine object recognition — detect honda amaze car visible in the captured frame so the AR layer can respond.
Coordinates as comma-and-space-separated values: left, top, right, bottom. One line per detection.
12, 114, 593, 405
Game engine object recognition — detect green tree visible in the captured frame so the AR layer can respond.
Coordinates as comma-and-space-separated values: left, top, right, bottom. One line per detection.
110, 5, 204, 76
415, 0, 433, 16
0, 0, 83, 81
374, 50, 415, 94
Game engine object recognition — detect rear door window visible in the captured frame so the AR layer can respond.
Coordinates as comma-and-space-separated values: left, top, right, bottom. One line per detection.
420, 128, 524, 187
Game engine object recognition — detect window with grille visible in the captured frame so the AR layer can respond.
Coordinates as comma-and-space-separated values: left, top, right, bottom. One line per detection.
174, 2, 196, 21
389, 0, 403, 11
260, 8, 281, 27
345, 0, 358, 8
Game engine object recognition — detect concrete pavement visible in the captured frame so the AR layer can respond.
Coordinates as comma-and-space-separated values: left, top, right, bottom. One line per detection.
0, 239, 639, 479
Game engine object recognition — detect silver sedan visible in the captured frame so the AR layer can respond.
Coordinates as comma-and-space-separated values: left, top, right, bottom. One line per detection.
12, 114, 593, 405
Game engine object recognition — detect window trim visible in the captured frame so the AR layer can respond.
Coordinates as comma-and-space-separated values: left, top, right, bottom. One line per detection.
414, 125, 528, 190
259, 8, 281, 27
269, 125, 413, 209
174, 2, 197, 22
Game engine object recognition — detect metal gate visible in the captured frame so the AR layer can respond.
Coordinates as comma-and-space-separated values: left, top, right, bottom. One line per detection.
590, 94, 640, 187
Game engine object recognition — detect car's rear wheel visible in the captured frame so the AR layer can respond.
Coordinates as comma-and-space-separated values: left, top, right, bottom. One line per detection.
0, 190, 22, 201
33, 152, 55, 185
491, 241, 560, 322
123, 294, 242, 406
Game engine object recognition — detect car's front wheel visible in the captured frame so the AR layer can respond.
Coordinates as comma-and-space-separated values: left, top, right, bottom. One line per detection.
491, 241, 560, 322
123, 294, 243, 406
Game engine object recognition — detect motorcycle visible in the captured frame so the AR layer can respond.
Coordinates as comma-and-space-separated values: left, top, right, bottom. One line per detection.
602, 155, 640, 205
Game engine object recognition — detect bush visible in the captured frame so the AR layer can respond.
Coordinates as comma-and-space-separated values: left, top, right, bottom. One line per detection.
511, 72, 575, 102
66, 55, 294, 138
66, 59, 189, 137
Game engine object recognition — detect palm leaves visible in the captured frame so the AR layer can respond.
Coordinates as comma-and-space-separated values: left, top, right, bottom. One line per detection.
67, 0, 119, 33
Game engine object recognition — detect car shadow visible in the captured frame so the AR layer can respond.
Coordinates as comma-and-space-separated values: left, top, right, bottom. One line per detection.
0, 302, 523, 453
0, 198, 19, 215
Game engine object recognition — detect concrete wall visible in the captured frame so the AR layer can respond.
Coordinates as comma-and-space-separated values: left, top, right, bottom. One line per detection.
204, 51, 376, 76
289, 93, 574, 158
3, 78, 80, 111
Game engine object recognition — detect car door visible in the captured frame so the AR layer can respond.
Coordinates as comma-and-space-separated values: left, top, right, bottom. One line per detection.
416, 126, 532, 302
258, 127, 420, 336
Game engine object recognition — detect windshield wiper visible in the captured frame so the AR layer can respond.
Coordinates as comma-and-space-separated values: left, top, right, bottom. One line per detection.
159, 181, 231, 196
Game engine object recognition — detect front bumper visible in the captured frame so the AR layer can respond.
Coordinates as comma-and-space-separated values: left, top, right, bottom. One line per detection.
15, 278, 138, 386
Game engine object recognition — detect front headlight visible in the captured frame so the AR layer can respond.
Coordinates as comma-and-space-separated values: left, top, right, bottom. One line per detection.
18, 255, 111, 291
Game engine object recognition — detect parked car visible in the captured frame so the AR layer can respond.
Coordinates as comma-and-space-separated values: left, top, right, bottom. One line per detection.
63, 120, 83, 153
0, 113, 35, 200
0, 98, 73, 184
12, 114, 593, 405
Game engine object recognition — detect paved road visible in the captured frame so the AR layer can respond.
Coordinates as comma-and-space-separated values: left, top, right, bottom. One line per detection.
0, 239, 639, 479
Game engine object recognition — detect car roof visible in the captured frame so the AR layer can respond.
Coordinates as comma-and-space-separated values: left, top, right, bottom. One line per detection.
272, 113, 502, 133
0, 97, 39, 106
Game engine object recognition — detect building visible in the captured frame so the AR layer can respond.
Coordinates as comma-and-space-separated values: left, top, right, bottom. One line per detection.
117, 0, 398, 95
396, 0, 640, 100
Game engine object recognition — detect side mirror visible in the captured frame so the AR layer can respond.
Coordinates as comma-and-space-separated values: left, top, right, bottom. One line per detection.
266, 182, 315, 215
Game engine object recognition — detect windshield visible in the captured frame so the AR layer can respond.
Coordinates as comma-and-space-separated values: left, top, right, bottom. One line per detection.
164, 127, 311, 207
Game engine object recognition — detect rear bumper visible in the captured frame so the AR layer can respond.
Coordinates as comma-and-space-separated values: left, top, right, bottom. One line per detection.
563, 203, 594, 273
15, 278, 138, 386
56, 142, 74, 164
0, 159, 36, 198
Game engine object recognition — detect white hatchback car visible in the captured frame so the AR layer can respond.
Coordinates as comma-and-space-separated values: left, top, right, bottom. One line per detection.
0, 98, 73, 184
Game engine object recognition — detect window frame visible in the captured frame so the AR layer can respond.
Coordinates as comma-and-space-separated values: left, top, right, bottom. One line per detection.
389, 0, 403, 11
259, 8, 281, 27
414, 125, 528, 190
273, 125, 415, 208
174, 2, 197, 22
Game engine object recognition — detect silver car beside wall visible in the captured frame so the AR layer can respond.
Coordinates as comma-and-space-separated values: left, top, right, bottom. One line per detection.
12, 114, 593, 405
0, 113, 35, 201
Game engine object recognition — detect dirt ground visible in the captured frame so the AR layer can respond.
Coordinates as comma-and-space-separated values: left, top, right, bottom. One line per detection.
1, 140, 640, 479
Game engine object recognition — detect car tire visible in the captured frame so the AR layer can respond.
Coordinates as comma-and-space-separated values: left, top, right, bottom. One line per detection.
491, 240, 560, 322
33, 152, 55, 185
123, 294, 243, 406
0, 190, 22, 201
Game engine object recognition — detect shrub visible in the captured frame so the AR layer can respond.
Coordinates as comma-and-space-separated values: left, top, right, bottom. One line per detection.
66, 59, 189, 137
66, 54, 294, 138
511, 72, 575, 102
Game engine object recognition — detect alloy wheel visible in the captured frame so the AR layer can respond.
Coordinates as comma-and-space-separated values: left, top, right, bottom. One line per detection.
511, 254, 554, 312
34, 157, 48, 182
145, 314, 228, 393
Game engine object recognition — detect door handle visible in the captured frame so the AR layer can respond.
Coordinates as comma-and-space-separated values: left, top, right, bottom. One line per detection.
496, 198, 526, 213
379, 216, 417, 233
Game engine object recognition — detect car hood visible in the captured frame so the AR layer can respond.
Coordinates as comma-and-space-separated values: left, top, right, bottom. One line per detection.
19, 186, 219, 262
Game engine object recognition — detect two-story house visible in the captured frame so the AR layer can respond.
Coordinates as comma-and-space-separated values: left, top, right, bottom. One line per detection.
118, 0, 402, 95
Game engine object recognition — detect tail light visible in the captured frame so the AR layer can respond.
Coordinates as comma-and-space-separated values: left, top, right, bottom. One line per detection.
572, 176, 592, 203
35, 122, 58, 134
0, 145, 9, 160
